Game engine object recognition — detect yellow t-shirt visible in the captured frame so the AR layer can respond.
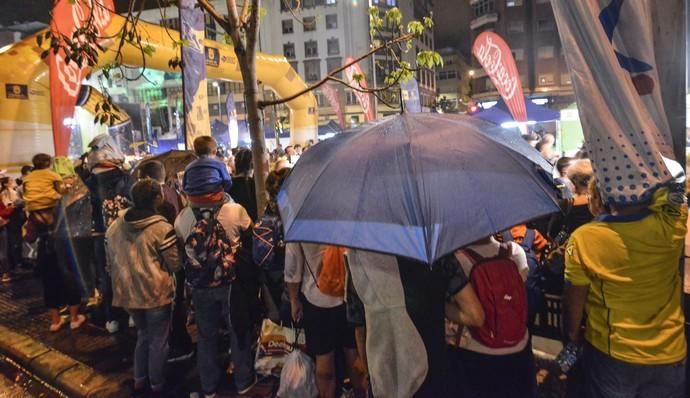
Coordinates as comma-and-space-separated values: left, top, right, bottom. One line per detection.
23, 168, 62, 211
565, 187, 687, 365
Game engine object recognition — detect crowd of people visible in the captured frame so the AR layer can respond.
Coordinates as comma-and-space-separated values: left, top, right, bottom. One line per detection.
0, 128, 686, 398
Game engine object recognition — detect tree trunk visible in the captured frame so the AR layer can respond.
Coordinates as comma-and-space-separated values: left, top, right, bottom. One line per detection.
233, 0, 268, 217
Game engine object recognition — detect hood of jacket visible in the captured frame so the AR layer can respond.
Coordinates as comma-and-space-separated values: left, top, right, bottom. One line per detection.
123, 209, 167, 232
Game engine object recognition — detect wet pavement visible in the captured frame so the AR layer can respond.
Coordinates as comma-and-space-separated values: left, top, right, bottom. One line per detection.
0, 355, 63, 398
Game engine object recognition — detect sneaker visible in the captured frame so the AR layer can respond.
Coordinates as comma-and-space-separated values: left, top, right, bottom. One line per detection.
237, 376, 258, 395
105, 320, 119, 334
1, 273, 12, 283
167, 347, 194, 363
128, 316, 135, 328
70, 314, 86, 330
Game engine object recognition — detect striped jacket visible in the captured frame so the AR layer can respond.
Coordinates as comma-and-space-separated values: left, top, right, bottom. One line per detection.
106, 211, 181, 309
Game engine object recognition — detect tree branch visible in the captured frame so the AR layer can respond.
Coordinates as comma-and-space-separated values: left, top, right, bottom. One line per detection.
197, 0, 231, 32
240, 0, 250, 26
258, 32, 414, 108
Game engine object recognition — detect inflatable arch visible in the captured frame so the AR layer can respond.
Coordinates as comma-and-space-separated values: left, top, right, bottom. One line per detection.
0, 14, 318, 171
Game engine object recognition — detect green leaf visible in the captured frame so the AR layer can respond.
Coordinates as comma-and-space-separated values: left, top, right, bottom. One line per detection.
36, 35, 43, 47
407, 21, 424, 36
352, 73, 364, 83
142, 45, 156, 56
385, 7, 402, 27
423, 16, 434, 28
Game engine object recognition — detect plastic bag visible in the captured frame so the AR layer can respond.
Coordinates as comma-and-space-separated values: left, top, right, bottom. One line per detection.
277, 349, 318, 398
255, 319, 306, 376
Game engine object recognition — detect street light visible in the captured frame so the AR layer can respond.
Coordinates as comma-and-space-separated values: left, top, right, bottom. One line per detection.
212, 81, 222, 122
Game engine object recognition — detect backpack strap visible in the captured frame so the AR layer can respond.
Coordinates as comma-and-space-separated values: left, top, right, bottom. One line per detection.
522, 229, 535, 249
462, 248, 485, 265
500, 230, 513, 243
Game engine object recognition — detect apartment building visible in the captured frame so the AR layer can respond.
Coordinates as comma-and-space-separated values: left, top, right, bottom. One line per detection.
468, 0, 574, 109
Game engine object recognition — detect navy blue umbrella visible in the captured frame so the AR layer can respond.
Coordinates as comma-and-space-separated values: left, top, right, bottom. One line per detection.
473, 99, 561, 125
278, 113, 560, 264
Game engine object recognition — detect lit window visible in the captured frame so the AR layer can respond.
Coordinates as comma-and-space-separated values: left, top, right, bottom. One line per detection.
506, 0, 522, 6
560, 73, 572, 85
538, 73, 554, 85
537, 46, 554, 59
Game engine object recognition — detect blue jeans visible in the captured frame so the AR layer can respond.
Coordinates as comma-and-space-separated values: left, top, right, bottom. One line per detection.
584, 342, 686, 398
193, 285, 254, 395
129, 305, 172, 390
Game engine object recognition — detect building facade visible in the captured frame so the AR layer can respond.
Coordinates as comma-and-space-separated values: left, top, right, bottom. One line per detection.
468, 0, 574, 110
262, 0, 435, 128
436, 47, 473, 113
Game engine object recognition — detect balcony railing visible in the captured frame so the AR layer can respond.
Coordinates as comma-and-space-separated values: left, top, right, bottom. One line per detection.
470, 12, 499, 30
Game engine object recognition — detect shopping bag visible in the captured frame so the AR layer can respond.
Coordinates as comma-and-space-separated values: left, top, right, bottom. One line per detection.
254, 318, 306, 376
277, 349, 318, 398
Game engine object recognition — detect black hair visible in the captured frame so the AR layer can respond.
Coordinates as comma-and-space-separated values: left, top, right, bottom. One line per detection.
556, 156, 573, 176
130, 178, 162, 210
138, 160, 166, 183
20, 165, 33, 176
234, 148, 253, 175
32, 153, 52, 170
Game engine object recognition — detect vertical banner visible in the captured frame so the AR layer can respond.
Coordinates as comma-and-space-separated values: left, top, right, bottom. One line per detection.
320, 83, 345, 128
472, 32, 527, 131
400, 77, 422, 113
180, 0, 211, 148
49, 0, 114, 156
551, 0, 677, 205
344, 57, 375, 122
226, 93, 239, 148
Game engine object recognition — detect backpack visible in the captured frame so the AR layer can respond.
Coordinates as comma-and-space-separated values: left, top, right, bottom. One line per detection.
501, 229, 539, 271
464, 245, 528, 348
252, 214, 285, 271
102, 194, 130, 230
184, 207, 236, 288
317, 246, 346, 297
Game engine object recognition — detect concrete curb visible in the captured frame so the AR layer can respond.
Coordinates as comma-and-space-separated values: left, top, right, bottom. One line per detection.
0, 325, 124, 398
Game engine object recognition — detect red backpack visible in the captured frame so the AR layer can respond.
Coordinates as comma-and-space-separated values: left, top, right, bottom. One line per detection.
463, 245, 528, 348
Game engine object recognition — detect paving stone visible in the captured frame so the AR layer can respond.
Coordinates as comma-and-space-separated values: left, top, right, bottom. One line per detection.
30, 350, 79, 382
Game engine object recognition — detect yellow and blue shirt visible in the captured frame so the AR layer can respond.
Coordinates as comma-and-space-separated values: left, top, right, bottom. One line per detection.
565, 187, 687, 365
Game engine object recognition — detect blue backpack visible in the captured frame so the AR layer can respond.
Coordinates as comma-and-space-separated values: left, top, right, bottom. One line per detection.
184, 207, 236, 288
252, 214, 285, 272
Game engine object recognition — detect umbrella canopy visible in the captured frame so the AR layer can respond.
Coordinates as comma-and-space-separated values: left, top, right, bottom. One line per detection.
132, 150, 197, 183
473, 99, 561, 125
278, 113, 560, 264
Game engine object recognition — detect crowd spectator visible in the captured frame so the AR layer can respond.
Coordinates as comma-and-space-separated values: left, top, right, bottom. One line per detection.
175, 148, 257, 396
564, 178, 687, 398
563, 159, 595, 233
137, 160, 193, 363
451, 236, 536, 398
106, 179, 182, 395
183, 136, 233, 205
24, 154, 85, 332
285, 243, 364, 398
0, 175, 21, 282
228, 148, 258, 222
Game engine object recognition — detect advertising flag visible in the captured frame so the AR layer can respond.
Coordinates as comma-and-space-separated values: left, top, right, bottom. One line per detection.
226, 93, 239, 148
400, 77, 422, 113
180, 0, 211, 148
49, 0, 114, 156
472, 32, 527, 131
320, 83, 345, 128
551, 0, 679, 205
344, 57, 375, 122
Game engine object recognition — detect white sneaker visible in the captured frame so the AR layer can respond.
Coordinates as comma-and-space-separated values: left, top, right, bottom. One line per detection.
105, 320, 119, 334
128, 316, 135, 328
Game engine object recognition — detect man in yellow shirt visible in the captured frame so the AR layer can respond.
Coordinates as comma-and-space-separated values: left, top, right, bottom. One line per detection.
564, 178, 687, 398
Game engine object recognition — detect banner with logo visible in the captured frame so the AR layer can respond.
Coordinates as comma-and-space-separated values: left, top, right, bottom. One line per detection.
400, 77, 422, 113
344, 57, 375, 122
551, 0, 677, 205
472, 32, 526, 131
180, 0, 211, 148
226, 93, 239, 148
49, 0, 114, 156
320, 83, 345, 128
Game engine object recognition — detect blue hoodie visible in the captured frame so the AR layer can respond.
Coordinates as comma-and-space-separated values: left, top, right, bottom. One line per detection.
183, 155, 232, 196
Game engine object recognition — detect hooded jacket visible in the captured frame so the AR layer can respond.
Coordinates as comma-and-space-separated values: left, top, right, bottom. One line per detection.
106, 209, 182, 309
